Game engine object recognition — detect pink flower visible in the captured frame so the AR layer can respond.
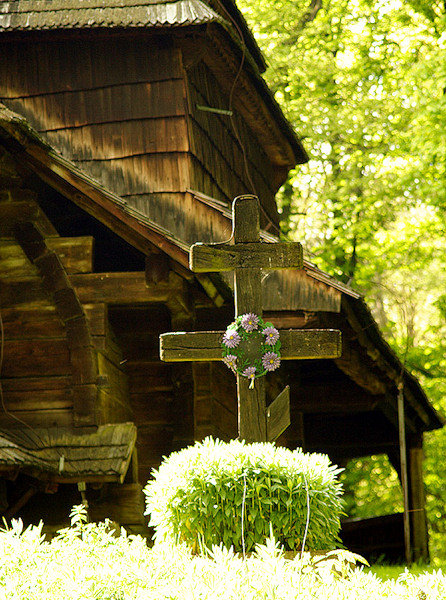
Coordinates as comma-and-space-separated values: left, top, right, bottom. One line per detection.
263, 326, 279, 345
223, 354, 237, 371
222, 330, 241, 348
262, 352, 281, 371
241, 313, 259, 332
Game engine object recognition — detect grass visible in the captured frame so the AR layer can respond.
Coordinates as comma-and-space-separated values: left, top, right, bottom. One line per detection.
370, 562, 446, 581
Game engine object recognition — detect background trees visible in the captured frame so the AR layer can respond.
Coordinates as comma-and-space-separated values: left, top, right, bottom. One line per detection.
237, 0, 446, 560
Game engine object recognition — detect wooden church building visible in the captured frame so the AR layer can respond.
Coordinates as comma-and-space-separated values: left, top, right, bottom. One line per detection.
0, 1, 442, 560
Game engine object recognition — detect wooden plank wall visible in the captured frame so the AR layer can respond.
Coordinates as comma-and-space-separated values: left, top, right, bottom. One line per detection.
0, 305, 74, 430
0, 280, 131, 431
192, 361, 237, 442
185, 60, 278, 225
108, 306, 175, 486
84, 303, 132, 425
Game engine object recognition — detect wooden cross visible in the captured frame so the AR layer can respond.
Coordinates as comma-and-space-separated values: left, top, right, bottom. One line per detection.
160, 195, 342, 443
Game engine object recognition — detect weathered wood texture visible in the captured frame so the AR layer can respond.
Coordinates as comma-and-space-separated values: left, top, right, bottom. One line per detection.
0, 237, 94, 277
0, 310, 130, 430
0, 196, 58, 237
185, 59, 279, 225
161, 196, 342, 443
0, 190, 133, 430
192, 361, 238, 442
0, 37, 189, 202
0, 32, 285, 248
70, 272, 176, 304
211, 363, 238, 440
108, 306, 176, 483
89, 483, 146, 526
231, 202, 264, 439
408, 445, 429, 561
201, 26, 297, 171
193, 362, 214, 440
266, 386, 290, 443
124, 190, 233, 247
261, 270, 341, 313
160, 329, 342, 362
12, 221, 100, 427
0, 423, 137, 484
192, 361, 289, 444
190, 241, 303, 272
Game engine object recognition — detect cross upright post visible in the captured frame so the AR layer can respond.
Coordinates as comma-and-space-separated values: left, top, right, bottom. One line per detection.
232, 195, 266, 440
160, 195, 342, 442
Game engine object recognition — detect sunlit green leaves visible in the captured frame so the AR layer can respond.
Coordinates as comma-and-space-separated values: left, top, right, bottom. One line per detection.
144, 437, 344, 554
238, 0, 446, 560
1, 518, 445, 598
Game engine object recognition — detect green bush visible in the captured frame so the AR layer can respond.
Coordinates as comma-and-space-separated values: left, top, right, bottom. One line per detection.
144, 437, 344, 553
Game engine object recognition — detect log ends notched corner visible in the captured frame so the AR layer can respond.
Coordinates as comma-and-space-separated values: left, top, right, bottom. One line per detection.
12, 221, 99, 427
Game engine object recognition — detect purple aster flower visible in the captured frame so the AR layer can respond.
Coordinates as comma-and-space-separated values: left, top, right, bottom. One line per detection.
263, 326, 279, 345
240, 313, 259, 332
223, 354, 237, 372
242, 366, 256, 380
222, 330, 241, 348
262, 352, 281, 372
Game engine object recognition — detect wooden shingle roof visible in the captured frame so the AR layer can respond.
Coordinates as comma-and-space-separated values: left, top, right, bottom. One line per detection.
0, 423, 137, 483
0, 0, 268, 79
0, 0, 224, 31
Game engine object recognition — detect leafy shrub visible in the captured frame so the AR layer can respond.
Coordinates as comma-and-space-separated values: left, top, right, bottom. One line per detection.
144, 437, 344, 553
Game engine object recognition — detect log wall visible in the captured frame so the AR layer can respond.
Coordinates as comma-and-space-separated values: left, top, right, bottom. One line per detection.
0, 183, 131, 431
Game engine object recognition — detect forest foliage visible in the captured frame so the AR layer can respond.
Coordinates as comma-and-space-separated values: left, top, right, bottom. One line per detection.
237, 0, 446, 559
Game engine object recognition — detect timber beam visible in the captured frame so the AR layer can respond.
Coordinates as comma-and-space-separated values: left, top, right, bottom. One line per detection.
0, 196, 58, 238
160, 328, 341, 362
166, 271, 195, 327
70, 272, 182, 305
1, 236, 94, 277
0, 271, 188, 307
335, 336, 386, 396
342, 298, 434, 429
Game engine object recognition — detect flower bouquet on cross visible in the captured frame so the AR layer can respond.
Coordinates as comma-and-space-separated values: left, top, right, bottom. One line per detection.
221, 313, 281, 388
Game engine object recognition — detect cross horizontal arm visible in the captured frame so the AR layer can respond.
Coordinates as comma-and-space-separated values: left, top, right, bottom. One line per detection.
159, 329, 342, 362
190, 242, 303, 272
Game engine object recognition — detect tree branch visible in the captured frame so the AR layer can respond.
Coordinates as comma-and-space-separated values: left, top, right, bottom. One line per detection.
300, 0, 323, 28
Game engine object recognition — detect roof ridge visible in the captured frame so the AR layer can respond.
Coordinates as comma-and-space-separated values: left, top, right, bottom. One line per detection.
0, 0, 225, 30
4, 0, 189, 12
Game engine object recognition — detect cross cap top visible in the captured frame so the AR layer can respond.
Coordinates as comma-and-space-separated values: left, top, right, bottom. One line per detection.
190, 195, 303, 273
233, 194, 260, 243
